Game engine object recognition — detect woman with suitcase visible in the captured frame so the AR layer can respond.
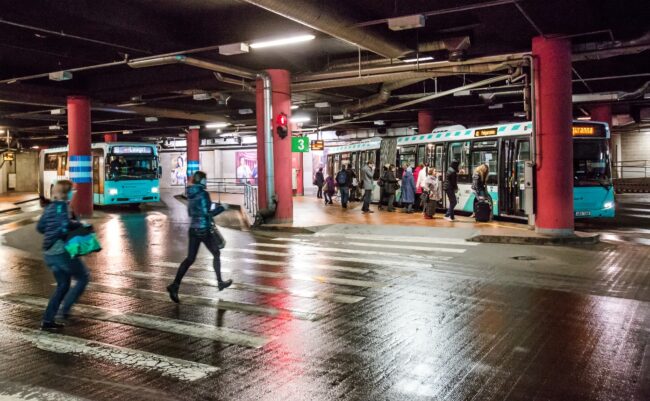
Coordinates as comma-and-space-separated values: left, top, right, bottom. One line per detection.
472, 163, 492, 222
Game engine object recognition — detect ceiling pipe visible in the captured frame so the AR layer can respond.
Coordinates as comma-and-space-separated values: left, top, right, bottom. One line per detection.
294, 52, 527, 82
128, 55, 256, 80
213, 73, 255, 92
240, 0, 410, 59
344, 78, 431, 114
318, 74, 513, 129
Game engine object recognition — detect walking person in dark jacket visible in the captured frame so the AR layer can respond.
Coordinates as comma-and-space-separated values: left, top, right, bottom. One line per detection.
167, 171, 232, 303
335, 165, 350, 208
444, 160, 460, 221
36, 180, 89, 330
314, 168, 324, 199
382, 164, 399, 212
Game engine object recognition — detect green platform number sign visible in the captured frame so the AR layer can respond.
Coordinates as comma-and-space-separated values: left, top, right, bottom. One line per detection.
292, 136, 310, 153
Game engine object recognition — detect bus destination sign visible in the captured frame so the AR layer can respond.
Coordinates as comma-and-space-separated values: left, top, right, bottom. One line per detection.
112, 146, 153, 154
572, 124, 604, 137
474, 128, 498, 137
311, 140, 325, 150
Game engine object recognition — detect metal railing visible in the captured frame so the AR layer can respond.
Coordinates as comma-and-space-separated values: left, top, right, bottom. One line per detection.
613, 160, 650, 179
244, 184, 259, 218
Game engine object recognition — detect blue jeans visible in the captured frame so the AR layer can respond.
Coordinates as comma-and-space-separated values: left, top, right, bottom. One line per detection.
43, 253, 90, 323
339, 187, 350, 207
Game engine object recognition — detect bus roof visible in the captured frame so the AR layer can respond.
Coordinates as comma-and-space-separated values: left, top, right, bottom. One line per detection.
327, 137, 382, 154
42, 142, 158, 154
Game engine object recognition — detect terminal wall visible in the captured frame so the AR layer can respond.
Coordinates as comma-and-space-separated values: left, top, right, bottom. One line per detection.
15, 151, 39, 192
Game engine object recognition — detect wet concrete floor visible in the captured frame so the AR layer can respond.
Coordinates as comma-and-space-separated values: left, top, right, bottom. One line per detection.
0, 191, 648, 401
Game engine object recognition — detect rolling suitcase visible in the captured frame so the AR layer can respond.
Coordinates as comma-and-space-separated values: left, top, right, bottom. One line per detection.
474, 196, 492, 222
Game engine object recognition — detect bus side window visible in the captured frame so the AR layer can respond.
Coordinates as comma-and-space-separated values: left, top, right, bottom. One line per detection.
448, 141, 470, 182
44, 154, 58, 171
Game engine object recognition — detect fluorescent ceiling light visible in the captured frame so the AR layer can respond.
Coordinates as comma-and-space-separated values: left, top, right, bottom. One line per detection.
314, 102, 330, 108
31, 145, 40, 149
50, 108, 66, 115
193, 93, 212, 101
205, 122, 230, 129
403, 56, 434, 63
577, 116, 592, 121
291, 116, 310, 123
238, 108, 254, 115
122, 130, 133, 134
333, 114, 345, 120
291, 105, 300, 110
250, 34, 315, 49
48, 125, 62, 130
145, 116, 158, 122
374, 120, 385, 126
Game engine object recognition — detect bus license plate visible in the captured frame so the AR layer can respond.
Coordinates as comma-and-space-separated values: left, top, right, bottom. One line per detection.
575, 211, 591, 217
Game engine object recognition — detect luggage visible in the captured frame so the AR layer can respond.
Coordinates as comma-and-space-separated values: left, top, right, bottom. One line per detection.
474, 196, 492, 222
64, 225, 102, 258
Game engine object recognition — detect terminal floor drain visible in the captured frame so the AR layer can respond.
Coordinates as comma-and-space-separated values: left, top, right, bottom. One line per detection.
511, 256, 538, 261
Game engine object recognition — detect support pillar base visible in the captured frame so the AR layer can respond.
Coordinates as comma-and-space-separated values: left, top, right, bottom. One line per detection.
534, 227, 574, 237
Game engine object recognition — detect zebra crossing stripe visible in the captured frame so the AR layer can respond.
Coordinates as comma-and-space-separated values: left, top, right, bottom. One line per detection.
154, 257, 370, 274
224, 248, 451, 265
84, 283, 323, 321
0, 293, 269, 348
112, 271, 365, 304
249, 242, 464, 256
270, 239, 468, 253
150, 261, 383, 288
1, 323, 219, 382
292, 233, 479, 246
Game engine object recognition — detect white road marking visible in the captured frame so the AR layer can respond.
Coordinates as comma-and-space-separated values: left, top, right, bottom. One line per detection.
1, 324, 219, 382
0, 293, 269, 348
114, 271, 365, 304
84, 282, 323, 321
273, 238, 466, 253
224, 248, 452, 264
0, 380, 90, 401
154, 256, 370, 274
151, 261, 383, 288
293, 232, 479, 246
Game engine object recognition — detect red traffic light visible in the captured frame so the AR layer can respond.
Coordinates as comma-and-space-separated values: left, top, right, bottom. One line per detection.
276, 112, 288, 127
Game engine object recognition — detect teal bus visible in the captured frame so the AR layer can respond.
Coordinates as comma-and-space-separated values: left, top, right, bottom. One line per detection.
39, 142, 161, 205
327, 121, 614, 219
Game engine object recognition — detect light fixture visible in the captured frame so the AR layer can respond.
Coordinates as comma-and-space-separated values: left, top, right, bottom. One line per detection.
513, 112, 527, 118
218, 42, 249, 56
0, 129, 4, 134
577, 116, 592, 121
314, 102, 330, 108
145, 116, 158, 122
403, 56, 434, 63
50, 108, 66, 115
374, 120, 385, 126
48, 125, 62, 131
249, 34, 315, 49
31, 145, 40, 149
333, 114, 345, 120
122, 130, 133, 134
488, 103, 503, 109
193, 93, 212, 101
291, 116, 310, 123
205, 122, 230, 129
291, 105, 300, 110
48, 71, 73, 81
238, 108, 254, 115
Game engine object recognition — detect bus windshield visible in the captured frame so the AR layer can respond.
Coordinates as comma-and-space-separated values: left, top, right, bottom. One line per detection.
107, 154, 158, 180
574, 140, 611, 187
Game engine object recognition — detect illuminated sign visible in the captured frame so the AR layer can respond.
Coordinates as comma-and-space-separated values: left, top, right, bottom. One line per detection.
311, 140, 324, 150
112, 146, 153, 154
292, 137, 309, 153
572, 125, 596, 137
3, 152, 14, 161
474, 128, 498, 137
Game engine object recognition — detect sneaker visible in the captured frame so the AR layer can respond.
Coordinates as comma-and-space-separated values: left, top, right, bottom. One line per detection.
41, 321, 65, 331
218, 279, 233, 291
166, 283, 180, 303
444, 216, 453, 222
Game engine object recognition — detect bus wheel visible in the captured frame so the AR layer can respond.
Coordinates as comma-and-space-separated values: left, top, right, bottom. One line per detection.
129, 203, 141, 209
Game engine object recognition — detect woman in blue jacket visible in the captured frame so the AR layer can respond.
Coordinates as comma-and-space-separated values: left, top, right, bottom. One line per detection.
36, 180, 89, 330
167, 171, 232, 303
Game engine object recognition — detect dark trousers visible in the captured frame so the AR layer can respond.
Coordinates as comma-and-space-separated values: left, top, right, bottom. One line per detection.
43, 253, 89, 323
340, 187, 350, 207
316, 185, 323, 198
386, 193, 395, 211
362, 189, 372, 211
445, 189, 457, 219
174, 228, 223, 286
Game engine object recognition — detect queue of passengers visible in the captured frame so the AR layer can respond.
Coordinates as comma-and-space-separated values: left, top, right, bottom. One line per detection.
317, 160, 490, 222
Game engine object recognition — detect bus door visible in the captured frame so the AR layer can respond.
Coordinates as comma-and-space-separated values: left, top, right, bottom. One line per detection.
499, 138, 530, 216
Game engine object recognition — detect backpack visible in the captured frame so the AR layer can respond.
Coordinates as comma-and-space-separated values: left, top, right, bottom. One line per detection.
336, 170, 347, 185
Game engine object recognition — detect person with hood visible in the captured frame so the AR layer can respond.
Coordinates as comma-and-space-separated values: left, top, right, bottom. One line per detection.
444, 160, 460, 221
36, 180, 89, 330
324, 174, 335, 205
382, 164, 399, 212
167, 171, 231, 303
400, 167, 416, 213
416, 163, 429, 210
314, 167, 325, 199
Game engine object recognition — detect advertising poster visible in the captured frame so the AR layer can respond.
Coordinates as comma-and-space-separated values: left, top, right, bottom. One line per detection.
170, 152, 187, 186
235, 151, 257, 184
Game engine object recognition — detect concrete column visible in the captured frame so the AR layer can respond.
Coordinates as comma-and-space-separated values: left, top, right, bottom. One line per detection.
532, 36, 574, 236
186, 128, 200, 179
104, 133, 118, 142
255, 69, 293, 223
67, 96, 93, 218
418, 110, 435, 134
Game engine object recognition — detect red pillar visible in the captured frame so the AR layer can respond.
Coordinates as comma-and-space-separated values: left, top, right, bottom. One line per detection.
292, 149, 304, 196
104, 133, 118, 142
418, 110, 435, 134
532, 36, 574, 236
67, 96, 93, 218
255, 69, 293, 223
186, 128, 200, 179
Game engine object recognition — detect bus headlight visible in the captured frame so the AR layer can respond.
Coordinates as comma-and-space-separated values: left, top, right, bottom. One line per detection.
604, 201, 614, 209
108, 188, 118, 195
151, 187, 159, 193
